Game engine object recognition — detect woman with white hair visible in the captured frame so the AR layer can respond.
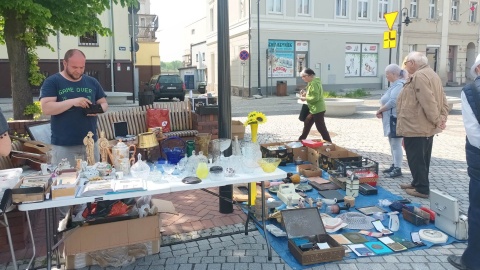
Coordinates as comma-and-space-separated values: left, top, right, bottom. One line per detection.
376, 64, 406, 178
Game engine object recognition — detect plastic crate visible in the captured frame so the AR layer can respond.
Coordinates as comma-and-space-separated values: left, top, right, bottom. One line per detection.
333, 158, 379, 177
402, 206, 430, 226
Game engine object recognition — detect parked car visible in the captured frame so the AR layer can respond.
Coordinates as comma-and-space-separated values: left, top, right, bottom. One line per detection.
146, 74, 186, 101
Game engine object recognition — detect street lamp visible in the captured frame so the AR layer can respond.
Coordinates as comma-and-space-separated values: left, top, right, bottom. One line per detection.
396, 7, 411, 64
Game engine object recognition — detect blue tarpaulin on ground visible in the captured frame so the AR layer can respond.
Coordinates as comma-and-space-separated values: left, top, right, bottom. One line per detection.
252, 164, 465, 270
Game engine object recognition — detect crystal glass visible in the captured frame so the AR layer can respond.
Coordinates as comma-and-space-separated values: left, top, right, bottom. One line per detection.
150, 165, 166, 183
242, 142, 262, 172
196, 162, 209, 179
162, 162, 176, 181
211, 138, 231, 163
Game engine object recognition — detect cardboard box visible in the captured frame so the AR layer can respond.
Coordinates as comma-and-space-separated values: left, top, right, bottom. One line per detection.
285, 144, 308, 162
11, 175, 51, 204
232, 120, 245, 139
51, 171, 79, 200
281, 208, 344, 265
63, 214, 161, 255
65, 239, 160, 270
316, 145, 362, 171
260, 143, 293, 165
63, 199, 172, 256
307, 147, 321, 168
296, 164, 321, 177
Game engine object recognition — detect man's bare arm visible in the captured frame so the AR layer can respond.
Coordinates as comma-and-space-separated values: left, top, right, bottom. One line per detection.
96, 97, 109, 113
40, 96, 92, 116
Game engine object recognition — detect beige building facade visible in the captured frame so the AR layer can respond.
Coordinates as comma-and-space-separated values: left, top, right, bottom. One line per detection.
186, 0, 478, 96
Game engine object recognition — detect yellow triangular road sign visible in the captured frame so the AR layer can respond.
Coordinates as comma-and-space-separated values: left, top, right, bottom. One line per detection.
384, 11, 398, 30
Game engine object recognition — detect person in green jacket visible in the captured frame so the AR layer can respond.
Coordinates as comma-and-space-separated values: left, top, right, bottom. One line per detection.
298, 68, 332, 142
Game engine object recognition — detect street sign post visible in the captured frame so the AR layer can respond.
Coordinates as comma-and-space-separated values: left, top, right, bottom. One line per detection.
384, 12, 398, 30
383, 11, 399, 87
239, 50, 249, 61
383, 30, 397, 49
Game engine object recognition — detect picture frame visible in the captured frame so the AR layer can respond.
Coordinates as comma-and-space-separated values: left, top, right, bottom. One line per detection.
356, 205, 387, 216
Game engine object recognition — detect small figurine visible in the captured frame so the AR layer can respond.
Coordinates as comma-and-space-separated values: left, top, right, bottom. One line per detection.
307, 197, 314, 208
298, 198, 305, 208
83, 131, 95, 165
98, 131, 110, 163
58, 158, 72, 170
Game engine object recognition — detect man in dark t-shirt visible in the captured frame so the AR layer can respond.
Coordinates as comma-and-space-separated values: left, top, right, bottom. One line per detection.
40, 49, 108, 166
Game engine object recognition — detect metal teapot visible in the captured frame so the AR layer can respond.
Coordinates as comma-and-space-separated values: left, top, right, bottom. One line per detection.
108, 140, 136, 175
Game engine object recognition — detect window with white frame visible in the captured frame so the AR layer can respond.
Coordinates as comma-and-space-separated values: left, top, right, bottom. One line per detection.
451, 0, 459, 20
357, 0, 368, 18
470, 2, 477, 22
268, 0, 283, 13
429, 0, 436, 19
79, 32, 98, 46
409, 44, 417, 52
336, 0, 348, 17
410, 0, 418, 18
378, 0, 388, 19
297, 0, 311, 15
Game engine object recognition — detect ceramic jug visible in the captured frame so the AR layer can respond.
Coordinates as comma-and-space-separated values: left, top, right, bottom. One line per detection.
109, 140, 136, 174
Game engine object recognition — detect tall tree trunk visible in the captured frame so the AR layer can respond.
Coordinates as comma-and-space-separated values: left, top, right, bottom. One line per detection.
4, 11, 33, 120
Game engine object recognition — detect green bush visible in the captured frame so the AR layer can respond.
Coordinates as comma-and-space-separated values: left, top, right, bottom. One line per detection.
24, 101, 42, 120
323, 88, 369, 98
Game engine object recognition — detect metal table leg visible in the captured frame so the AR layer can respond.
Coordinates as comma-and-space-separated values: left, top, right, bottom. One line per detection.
260, 181, 272, 260
25, 211, 36, 270
3, 213, 18, 270
244, 182, 253, 234
45, 208, 52, 270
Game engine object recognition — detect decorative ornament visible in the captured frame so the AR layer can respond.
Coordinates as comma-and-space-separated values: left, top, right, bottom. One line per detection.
83, 131, 95, 165
244, 111, 268, 143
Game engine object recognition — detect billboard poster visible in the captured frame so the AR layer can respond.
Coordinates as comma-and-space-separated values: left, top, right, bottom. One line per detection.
269, 52, 295, 77
268, 40, 294, 52
361, 53, 378, 76
345, 53, 361, 77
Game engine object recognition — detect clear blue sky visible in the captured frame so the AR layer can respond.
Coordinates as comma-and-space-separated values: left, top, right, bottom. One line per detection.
151, 0, 206, 62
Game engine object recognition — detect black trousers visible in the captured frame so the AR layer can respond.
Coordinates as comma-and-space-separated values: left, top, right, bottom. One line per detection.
403, 136, 434, 195
299, 111, 332, 142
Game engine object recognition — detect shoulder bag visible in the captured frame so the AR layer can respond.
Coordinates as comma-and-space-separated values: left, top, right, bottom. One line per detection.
299, 104, 309, 122
389, 108, 402, 138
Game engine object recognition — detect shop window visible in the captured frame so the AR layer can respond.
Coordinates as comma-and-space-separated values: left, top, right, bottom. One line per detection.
344, 43, 378, 77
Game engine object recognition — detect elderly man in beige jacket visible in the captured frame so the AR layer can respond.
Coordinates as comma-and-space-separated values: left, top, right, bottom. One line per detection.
396, 51, 450, 198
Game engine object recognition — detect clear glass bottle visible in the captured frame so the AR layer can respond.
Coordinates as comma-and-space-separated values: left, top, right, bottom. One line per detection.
232, 135, 242, 156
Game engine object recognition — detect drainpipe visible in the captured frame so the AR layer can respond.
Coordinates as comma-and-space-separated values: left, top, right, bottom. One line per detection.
110, 0, 115, 92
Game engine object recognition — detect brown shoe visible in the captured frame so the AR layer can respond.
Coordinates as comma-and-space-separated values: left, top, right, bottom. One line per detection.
405, 188, 429, 198
399, 183, 413, 189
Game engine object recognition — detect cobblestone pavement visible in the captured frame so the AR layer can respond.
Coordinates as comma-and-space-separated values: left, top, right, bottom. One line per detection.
1, 88, 469, 270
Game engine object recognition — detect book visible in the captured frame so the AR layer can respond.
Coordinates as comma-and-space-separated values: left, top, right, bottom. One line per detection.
378, 236, 408, 252
330, 234, 352, 245
81, 180, 114, 197
364, 241, 393, 255
114, 178, 146, 193
342, 232, 368, 244
348, 244, 375, 257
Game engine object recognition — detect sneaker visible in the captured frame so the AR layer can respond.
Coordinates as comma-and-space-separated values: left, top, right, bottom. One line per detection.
447, 255, 469, 270
382, 164, 395, 174
387, 167, 402, 178
400, 183, 414, 189
405, 188, 429, 199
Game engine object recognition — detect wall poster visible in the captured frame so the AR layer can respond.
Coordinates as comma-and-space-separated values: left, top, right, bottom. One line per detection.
268, 40, 295, 77
345, 43, 378, 77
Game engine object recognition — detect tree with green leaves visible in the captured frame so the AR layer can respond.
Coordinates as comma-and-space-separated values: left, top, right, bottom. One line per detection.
0, 0, 136, 120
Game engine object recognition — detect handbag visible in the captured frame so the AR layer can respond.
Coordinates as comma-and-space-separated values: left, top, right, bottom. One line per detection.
298, 104, 309, 122
389, 108, 402, 138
